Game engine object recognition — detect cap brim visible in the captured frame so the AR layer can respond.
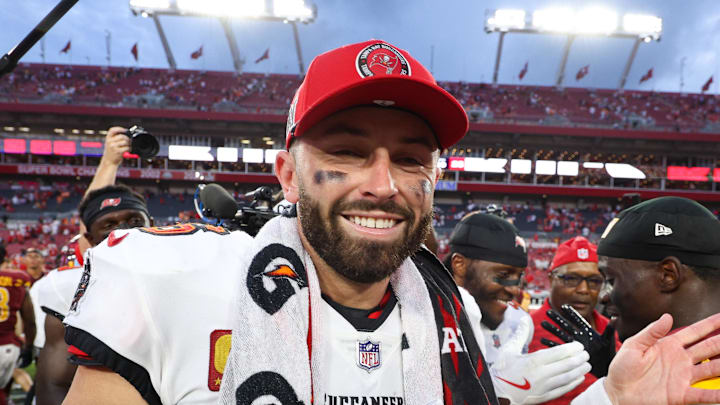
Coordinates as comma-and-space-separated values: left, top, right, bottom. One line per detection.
292, 76, 468, 149
451, 244, 528, 268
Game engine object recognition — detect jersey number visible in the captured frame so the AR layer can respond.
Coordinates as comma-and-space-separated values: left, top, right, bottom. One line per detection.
0, 288, 10, 322
139, 223, 229, 236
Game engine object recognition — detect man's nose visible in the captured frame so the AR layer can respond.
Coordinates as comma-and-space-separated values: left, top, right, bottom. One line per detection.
575, 279, 591, 294
359, 151, 398, 201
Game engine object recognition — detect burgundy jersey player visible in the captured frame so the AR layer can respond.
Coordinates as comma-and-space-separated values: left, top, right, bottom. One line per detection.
0, 269, 35, 404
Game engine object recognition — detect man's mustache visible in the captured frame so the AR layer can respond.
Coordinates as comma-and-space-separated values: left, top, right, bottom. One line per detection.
331, 199, 414, 221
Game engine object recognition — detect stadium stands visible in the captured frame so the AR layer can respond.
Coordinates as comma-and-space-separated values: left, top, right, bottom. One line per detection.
0, 64, 299, 114
2, 63, 720, 298
444, 82, 720, 131
3, 63, 720, 132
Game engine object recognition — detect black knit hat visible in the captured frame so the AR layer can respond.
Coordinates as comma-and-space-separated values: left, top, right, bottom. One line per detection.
598, 196, 720, 268
449, 212, 528, 267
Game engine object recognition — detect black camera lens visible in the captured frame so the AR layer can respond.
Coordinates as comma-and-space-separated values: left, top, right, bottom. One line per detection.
128, 125, 159, 159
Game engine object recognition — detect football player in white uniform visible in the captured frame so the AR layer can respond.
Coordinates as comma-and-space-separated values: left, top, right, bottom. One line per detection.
444, 212, 533, 367
33, 185, 151, 405
65, 39, 504, 405
447, 212, 597, 404
62, 39, 720, 405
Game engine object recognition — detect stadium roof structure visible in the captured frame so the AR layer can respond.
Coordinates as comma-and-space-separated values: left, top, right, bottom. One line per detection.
484, 8, 662, 90
128, 0, 316, 74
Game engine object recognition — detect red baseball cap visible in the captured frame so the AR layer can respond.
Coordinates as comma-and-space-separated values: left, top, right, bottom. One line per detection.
285, 39, 469, 149
549, 236, 598, 271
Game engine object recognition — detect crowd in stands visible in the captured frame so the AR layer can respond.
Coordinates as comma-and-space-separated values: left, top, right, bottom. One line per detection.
0, 181, 85, 213
0, 216, 80, 269
3, 63, 720, 131
0, 64, 298, 115
433, 200, 621, 237
442, 82, 720, 131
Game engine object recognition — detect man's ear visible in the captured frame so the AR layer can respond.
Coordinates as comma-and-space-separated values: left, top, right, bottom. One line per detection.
432, 153, 442, 185
657, 256, 683, 292
433, 166, 442, 186
275, 150, 299, 203
450, 253, 468, 286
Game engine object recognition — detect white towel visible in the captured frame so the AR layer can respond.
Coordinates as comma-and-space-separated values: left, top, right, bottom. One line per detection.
219, 214, 498, 405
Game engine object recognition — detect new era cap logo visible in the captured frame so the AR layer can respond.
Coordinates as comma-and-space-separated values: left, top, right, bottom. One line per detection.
601, 217, 619, 239
655, 223, 673, 237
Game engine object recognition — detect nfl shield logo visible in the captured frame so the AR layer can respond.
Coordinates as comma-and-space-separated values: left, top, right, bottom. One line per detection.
357, 339, 381, 372
492, 334, 501, 349
577, 248, 589, 260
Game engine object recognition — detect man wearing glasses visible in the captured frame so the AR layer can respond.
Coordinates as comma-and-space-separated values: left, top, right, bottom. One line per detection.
528, 236, 621, 404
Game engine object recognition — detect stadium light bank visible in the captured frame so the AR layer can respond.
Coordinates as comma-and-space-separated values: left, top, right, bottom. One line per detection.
128, 0, 316, 73
484, 8, 662, 89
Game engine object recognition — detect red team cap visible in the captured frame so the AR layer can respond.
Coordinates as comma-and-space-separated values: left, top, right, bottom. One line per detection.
549, 236, 598, 271
285, 39, 469, 149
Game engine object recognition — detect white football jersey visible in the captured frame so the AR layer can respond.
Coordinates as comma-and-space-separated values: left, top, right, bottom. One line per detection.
319, 296, 404, 404
29, 266, 83, 348
62, 224, 253, 405
480, 303, 533, 367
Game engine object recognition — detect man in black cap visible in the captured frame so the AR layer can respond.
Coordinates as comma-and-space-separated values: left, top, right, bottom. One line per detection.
446, 212, 530, 352
595, 196, 720, 389
33, 185, 152, 405
446, 211, 593, 404
548, 195, 720, 400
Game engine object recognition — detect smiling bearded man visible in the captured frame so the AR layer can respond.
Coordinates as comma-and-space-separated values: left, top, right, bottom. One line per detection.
298, 185, 431, 284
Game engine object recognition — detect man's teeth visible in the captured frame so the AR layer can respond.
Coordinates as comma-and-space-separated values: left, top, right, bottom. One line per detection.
349, 216, 397, 229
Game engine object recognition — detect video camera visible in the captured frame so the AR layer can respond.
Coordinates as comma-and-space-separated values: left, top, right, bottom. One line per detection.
193, 183, 287, 236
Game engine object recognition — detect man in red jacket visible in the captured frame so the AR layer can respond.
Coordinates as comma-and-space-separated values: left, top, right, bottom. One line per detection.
528, 236, 620, 404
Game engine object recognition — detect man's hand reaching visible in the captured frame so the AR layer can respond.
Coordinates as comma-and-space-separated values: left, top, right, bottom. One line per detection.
603, 313, 720, 405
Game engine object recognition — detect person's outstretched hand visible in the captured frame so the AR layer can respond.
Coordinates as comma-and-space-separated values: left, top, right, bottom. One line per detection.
604, 313, 720, 405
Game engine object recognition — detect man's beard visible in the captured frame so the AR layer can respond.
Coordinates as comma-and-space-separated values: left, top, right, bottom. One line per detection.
298, 187, 432, 284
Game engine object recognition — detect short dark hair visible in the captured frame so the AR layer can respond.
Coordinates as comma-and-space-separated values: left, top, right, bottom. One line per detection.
23, 248, 43, 257
78, 185, 147, 219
